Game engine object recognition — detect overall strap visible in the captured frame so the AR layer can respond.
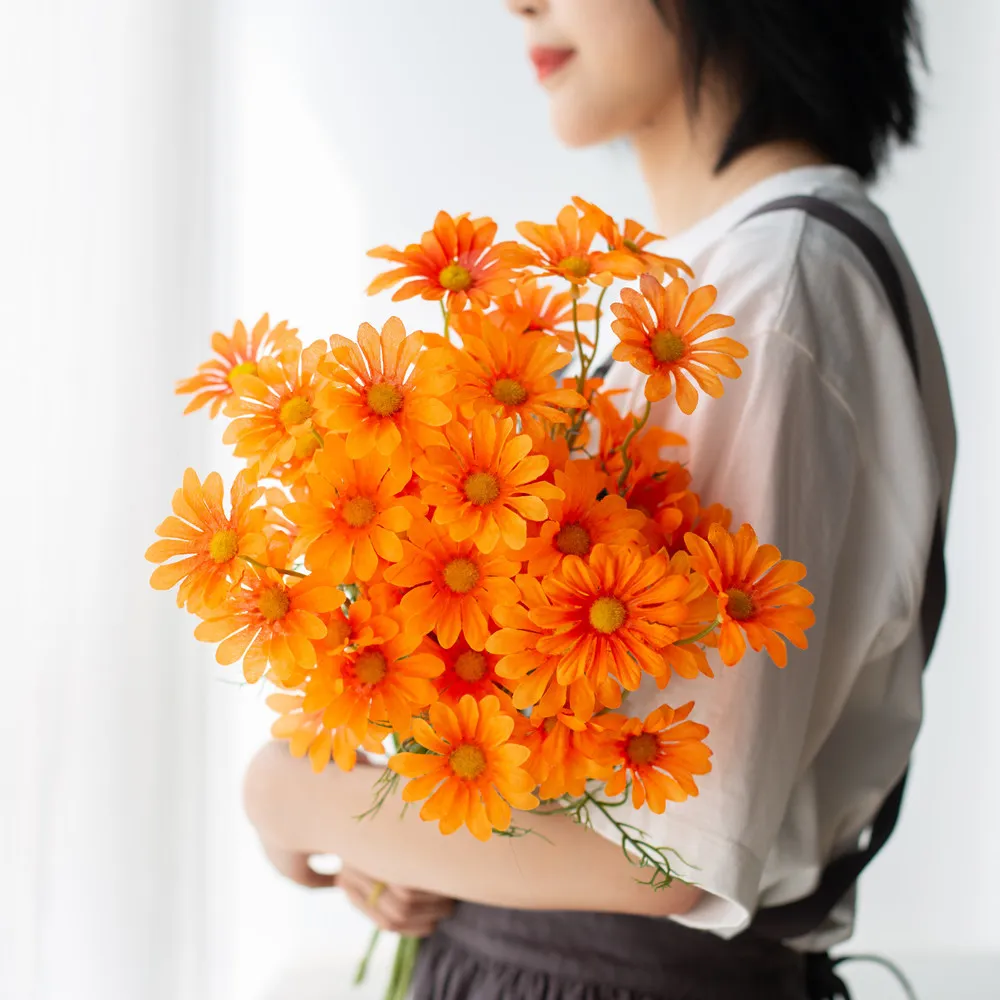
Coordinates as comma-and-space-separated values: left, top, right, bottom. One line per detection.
742, 195, 948, 941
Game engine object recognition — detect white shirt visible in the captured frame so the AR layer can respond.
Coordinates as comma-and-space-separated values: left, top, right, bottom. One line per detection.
591, 165, 957, 950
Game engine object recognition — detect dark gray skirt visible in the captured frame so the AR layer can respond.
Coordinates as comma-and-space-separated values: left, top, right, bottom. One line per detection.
411, 902, 811, 1000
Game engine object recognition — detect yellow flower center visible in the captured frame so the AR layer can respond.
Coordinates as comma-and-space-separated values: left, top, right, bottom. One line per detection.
650, 330, 686, 364
491, 378, 529, 406
555, 522, 591, 557
227, 360, 258, 385
560, 255, 591, 278
725, 587, 755, 621
354, 650, 388, 685
450, 743, 487, 780
439, 262, 473, 292
257, 585, 290, 622
443, 557, 480, 594
626, 732, 659, 766
294, 433, 321, 460
365, 382, 404, 417
588, 595, 627, 634
208, 529, 239, 564
623, 238, 641, 253
343, 496, 377, 528
464, 472, 500, 507
280, 395, 313, 428
454, 650, 488, 683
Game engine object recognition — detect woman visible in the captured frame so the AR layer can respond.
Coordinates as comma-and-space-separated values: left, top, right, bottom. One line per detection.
244, 1, 956, 997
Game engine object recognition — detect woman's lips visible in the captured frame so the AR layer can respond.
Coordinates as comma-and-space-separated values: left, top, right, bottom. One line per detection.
529, 46, 575, 82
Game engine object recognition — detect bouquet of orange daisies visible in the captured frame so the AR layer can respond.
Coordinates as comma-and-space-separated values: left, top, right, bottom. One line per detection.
150, 197, 815, 888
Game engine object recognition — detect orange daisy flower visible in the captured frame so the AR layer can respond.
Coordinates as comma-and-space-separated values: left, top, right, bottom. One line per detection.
321, 624, 444, 741
311, 585, 400, 672
146, 468, 266, 613
176, 314, 298, 417
654, 551, 718, 687
267, 690, 386, 774
389, 694, 538, 841
521, 459, 646, 576
515, 203, 645, 287
223, 339, 325, 477
448, 311, 587, 425
520, 420, 571, 484
434, 635, 512, 710
620, 455, 693, 551
366, 211, 527, 312
487, 278, 597, 352
384, 516, 520, 650
571, 196, 694, 282
487, 576, 572, 718
685, 523, 816, 668
663, 496, 732, 555
518, 710, 605, 800
611, 273, 746, 413
532, 544, 699, 716
595, 702, 713, 812
416, 411, 563, 553
285, 436, 418, 583
193, 565, 343, 684
315, 317, 453, 469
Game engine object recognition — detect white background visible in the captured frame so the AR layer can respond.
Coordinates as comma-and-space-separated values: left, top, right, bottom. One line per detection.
3, 2, 998, 998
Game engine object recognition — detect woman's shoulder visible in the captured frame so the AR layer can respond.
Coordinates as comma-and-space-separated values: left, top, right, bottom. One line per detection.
685, 188, 917, 402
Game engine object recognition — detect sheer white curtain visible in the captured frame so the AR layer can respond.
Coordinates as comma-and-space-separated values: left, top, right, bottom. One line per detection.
3, 2, 215, 998
4, 2, 997, 999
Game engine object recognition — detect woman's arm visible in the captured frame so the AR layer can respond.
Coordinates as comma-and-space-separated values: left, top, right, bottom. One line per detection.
243, 740, 702, 917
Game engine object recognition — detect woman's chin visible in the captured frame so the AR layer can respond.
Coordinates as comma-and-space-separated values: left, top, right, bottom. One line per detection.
548, 102, 622, 149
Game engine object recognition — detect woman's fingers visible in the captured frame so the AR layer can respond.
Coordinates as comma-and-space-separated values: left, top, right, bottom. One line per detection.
338, 866, 456, 937
341, 883, 444, 938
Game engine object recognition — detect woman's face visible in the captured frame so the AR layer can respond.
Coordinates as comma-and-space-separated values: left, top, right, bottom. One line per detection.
505, 0, 682, 148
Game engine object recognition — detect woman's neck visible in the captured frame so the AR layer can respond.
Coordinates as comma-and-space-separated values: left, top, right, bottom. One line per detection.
630, 91, 829, 237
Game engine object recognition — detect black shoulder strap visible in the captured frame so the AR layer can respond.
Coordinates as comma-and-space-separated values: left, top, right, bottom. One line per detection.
742, 195, 948, 940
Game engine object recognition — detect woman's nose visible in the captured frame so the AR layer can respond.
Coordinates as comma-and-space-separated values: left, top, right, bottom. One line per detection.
505, 0, 546, 17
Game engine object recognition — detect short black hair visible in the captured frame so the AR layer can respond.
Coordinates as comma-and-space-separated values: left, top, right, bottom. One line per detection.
657, 0, 924, 180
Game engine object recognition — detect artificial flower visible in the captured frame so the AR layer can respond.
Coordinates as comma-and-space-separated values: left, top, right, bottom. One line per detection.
448, 311, 586, 425
367, 211, 526, 312
516, 203, 644, 287
146, 468, 265, 612
315, 317, 453, 469
685, 523, 815, 667
611, 274, 746, 413
176, 314, 298, 417
285, 435, 417, 582
193, 565, 343, 684
416, 411, 563, 553
389, 694, 538, 841
385, 516, 520, 650
596, 702, 713, 812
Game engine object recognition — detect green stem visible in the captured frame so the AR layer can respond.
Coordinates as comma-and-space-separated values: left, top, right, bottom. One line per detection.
674, 616, 722, 646
615, 401, 652, 493
240, 555, 307, 578
384, 936, 420, 1000
572, 295, 587, 396
586, 286, 608, 369
354, 926, 381, 985
441, 301, 451, 344
582, 792, 678, 889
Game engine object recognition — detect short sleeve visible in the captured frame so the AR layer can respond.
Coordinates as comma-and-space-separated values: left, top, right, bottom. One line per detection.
591, 328, 860, 935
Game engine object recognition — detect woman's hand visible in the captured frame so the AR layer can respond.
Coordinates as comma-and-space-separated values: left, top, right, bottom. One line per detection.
256, 839, 454, 936
245, 741, 455, 936
337, 864, 456, 937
